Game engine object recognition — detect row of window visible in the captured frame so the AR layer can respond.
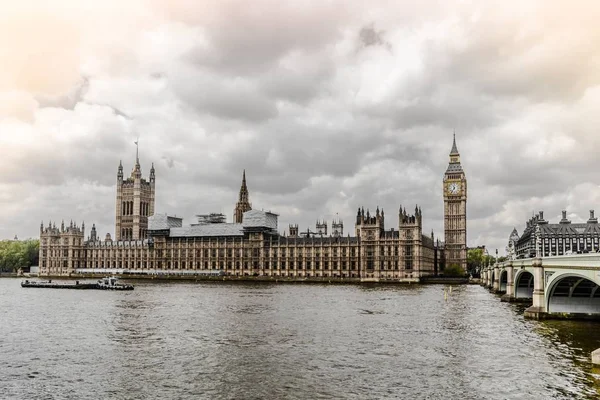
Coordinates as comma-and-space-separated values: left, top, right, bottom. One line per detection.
121, 201, 151, 216
75, 260, 416, 271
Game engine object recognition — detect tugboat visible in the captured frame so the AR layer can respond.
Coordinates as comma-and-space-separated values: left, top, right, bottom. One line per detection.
21, 276, 134, 291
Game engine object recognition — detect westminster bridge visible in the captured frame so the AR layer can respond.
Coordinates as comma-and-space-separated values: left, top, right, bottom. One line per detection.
481, 254, 600, 319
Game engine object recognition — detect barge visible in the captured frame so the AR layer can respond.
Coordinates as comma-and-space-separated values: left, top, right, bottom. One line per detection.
21, 276, 134, 291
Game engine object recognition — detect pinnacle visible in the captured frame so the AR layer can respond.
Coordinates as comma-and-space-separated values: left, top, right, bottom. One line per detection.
450, 133, 459, 155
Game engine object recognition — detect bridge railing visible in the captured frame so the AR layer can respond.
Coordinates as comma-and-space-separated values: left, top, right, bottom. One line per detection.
483, 253, 600, 271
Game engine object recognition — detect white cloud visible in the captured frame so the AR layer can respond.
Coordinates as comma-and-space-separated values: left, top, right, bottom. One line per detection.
1, 1, 600, 255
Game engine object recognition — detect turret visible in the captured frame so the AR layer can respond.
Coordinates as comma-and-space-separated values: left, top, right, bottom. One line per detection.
399, 204, 423, 227
316, 220, 327, 236
117, 160, 123, 183
150, 162, 155, 184
90, 223, 97, 242
332, 218, 343, 237
234, 170, 252, 223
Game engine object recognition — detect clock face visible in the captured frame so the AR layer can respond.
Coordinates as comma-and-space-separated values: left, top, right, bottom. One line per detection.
447, 182, 460, 195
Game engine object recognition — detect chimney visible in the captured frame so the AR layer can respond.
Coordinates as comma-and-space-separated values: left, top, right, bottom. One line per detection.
562, 210, 567, 219
539, 211, 544, 220
589, 210, 598, 224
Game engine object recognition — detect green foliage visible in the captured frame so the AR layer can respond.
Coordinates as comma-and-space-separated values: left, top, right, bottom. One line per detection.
444, 263, 466, 277
0, 239, 39, 272
466, 248, 495, 275
467, 248, 484, 273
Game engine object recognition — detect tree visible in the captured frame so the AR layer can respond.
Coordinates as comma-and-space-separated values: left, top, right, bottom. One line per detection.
444, 263, 466, 277
0, 239, 39, 273
467, 248, 484, 276
467, 248, 497, 277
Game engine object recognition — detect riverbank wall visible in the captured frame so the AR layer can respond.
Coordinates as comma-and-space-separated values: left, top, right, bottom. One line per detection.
24, 274, 474, 285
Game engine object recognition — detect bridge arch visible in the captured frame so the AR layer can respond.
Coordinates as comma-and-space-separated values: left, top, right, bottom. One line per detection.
546, 273, 600, 315
514, 270, 534, 299
499, 270, 507, 292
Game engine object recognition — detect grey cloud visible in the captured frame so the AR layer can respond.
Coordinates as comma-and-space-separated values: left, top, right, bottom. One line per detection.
4, 1, 600, 256
359, 24, 391, 50
170, 68, 278, 122
182, 2, 349, 75
261, 64, 332, 105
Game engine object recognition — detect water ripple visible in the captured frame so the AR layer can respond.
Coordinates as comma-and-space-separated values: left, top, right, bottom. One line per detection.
1, 279, 600, 399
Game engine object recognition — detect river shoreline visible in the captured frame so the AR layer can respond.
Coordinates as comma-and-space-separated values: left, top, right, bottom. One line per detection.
4, 274, 471, 285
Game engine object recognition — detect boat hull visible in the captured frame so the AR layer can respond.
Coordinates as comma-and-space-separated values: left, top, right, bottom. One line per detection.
21, 281, 134, 291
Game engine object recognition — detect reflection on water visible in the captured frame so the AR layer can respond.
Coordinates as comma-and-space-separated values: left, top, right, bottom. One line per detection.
1, 279, 600, 399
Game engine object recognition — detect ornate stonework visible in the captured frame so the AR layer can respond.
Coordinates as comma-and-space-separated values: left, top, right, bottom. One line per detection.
233, 170, 252, 224
115, 148, 155, 241
39, 157, 447, 280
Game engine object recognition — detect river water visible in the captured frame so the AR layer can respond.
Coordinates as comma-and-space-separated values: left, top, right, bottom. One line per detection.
1, 279, 600, 399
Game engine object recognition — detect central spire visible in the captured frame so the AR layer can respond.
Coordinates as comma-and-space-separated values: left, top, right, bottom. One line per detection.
234, 169, 252, 223
239, 169, 248, 201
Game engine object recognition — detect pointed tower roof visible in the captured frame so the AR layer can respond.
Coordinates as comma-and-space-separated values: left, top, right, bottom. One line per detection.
450, 132, 459, 155
234, 169, 252, 223
131, 140, 142, 178
510, 227, 520, 241
238, 169, 249, 201
446, 133, 464, 174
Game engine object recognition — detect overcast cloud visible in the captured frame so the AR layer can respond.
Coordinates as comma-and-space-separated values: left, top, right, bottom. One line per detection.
1, 0, 600, 254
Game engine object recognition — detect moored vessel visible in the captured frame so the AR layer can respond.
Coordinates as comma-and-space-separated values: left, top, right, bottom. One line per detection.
21, 277, 134, 291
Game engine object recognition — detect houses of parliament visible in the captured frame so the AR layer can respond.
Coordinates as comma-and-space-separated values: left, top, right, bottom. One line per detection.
38, 137, 467, 280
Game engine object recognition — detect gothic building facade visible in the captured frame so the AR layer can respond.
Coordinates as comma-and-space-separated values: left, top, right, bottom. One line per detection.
115, 148, 155, 241
39, 136, 465, 280
39, 206, 437, 280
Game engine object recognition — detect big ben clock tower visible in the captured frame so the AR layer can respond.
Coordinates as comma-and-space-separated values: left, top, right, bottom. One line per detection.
443, 134, 467, 271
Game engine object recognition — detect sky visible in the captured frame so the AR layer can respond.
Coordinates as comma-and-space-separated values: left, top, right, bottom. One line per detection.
1, 0, 600, 254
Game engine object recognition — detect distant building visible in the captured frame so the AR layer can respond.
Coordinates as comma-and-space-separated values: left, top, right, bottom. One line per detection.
512, 210, 600, 258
